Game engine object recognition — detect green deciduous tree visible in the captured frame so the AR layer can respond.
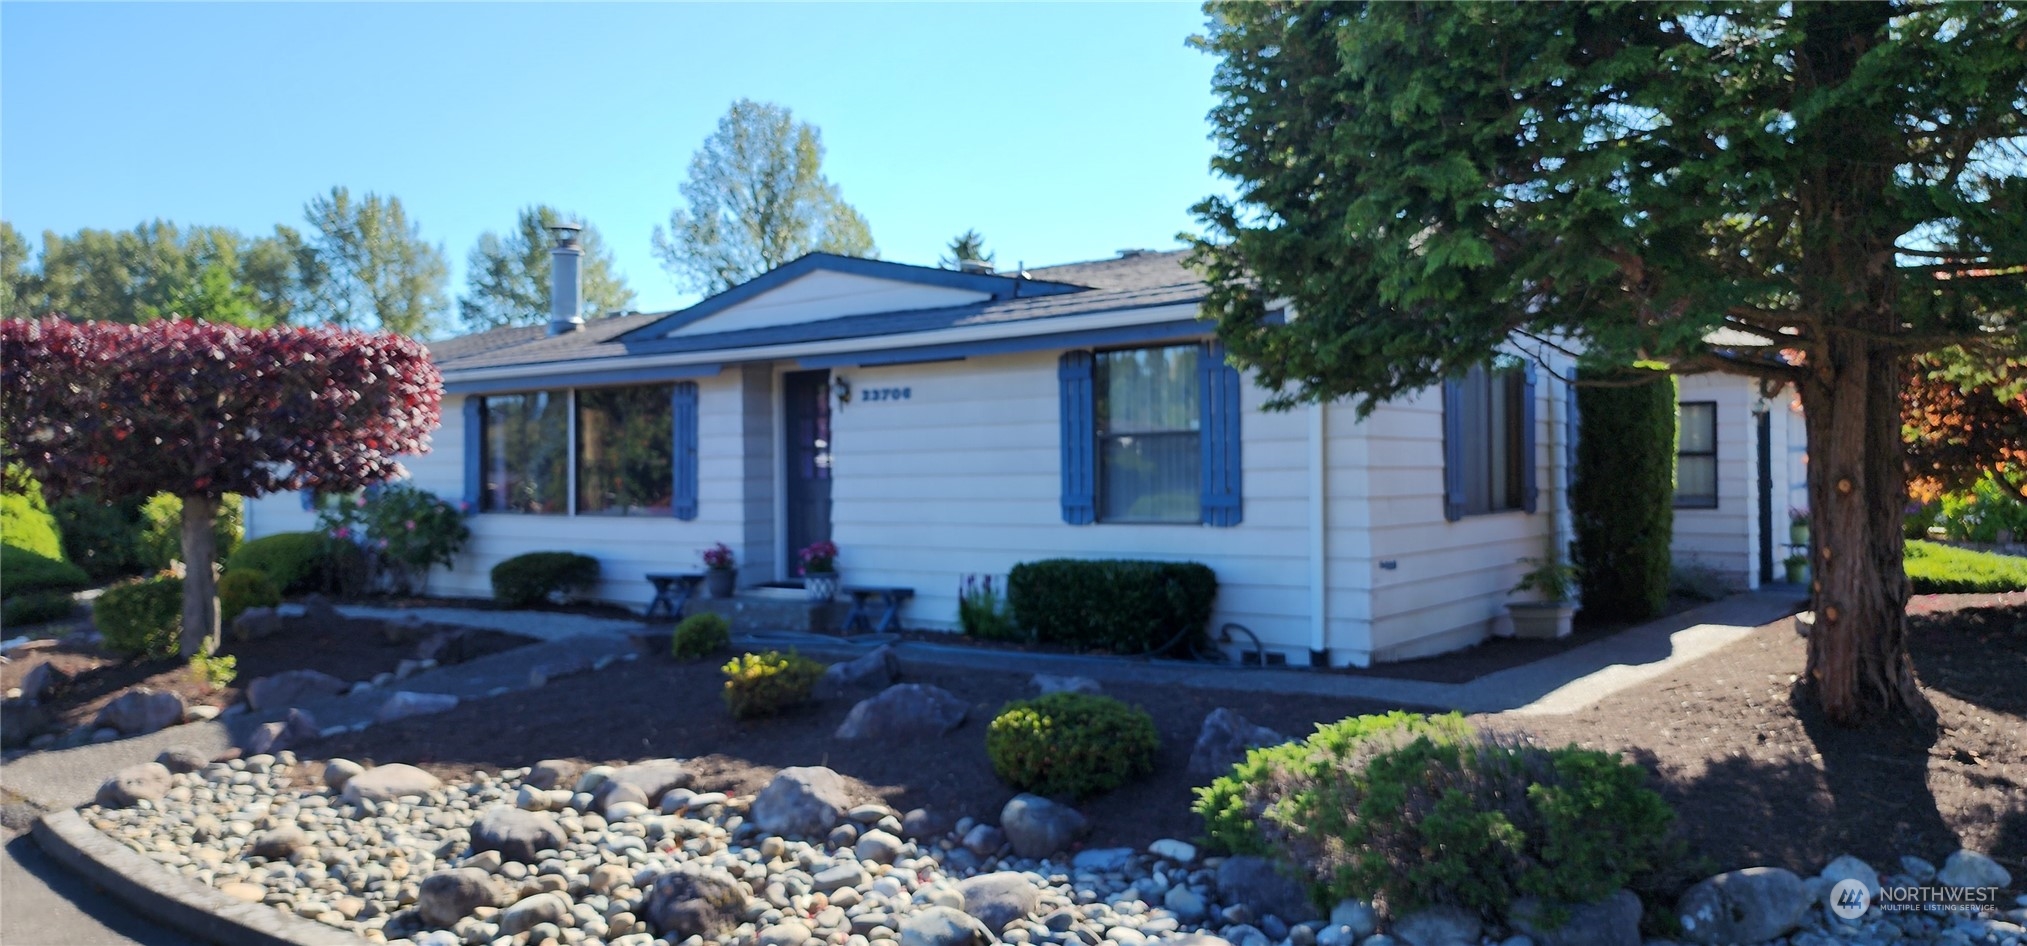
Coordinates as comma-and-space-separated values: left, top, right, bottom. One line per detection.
1189, 1, 2027, 726
2, 220, 309, 326
941, 229, 994, 269
300, 187, 449, 336
459, 206, 635, 331
652, 99, 876, 295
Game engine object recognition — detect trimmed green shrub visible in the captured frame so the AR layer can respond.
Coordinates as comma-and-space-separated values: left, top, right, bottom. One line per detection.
1571, 367, 1676, 621
1932, 477, 2027, 544
1195, 711, 1677, 918
52, 495, 146, 580
672, 612, 732, 660
218, 568, 282, 628
96, 575, 185, 659
490, 551, 601, 608
2, 544, 91, 597
721, 650, 823, 719
1, 491, 65, 561
1006, 559, 1217, 653
3, 591, 78, 627
225, 532, 329, 594
137, 493, 243, 571
1906, 540, 2027, 593
987, 692, 1159, 799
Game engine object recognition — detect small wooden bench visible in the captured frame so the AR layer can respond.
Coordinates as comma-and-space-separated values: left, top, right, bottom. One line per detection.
841, 586, 914, 634
643, 572, 706, 622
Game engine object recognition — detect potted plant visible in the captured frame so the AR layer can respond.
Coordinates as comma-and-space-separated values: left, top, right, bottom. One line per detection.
1789, 508, 1810, 546
798, 540, 840, 602
702, 543, 736, 598
1783, 553, 1809, 584
1508, 540, 1580, 640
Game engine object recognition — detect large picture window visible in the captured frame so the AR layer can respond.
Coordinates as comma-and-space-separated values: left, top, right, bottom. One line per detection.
1443, 364, 1534, 519
480, 390, 568, 514
1676, 401, 1718, 508
576, 384, 675, 516
1096, 344, 1201, 523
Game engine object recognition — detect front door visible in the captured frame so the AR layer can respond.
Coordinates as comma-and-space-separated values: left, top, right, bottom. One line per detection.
1756, 410, 1774, 584
784, 369, 833, 579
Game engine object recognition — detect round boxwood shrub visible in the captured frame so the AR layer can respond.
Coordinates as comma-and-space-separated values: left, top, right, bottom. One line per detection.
1195, 711, 1678, 918
224, 531, 329, 594
96, 575, 184, 659
672, 612, 731, 660
137, 492, 243, 571
52, 495, 146, 580
987, 692, 1159, 799
218, 567, 282, 629
490, 551, 601, 608
721, 650, 824, 719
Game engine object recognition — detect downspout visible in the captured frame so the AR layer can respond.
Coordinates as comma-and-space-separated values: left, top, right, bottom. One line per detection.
1309, 401, 1329, 666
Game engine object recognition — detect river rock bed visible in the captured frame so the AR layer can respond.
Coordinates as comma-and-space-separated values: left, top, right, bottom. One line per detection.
83, 755, 2023, 946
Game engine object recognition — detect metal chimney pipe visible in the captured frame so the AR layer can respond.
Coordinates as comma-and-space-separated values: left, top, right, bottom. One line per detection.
548, 221, 585, 336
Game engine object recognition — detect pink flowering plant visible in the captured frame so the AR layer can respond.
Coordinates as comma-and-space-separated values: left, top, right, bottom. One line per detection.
797, 540, 839, 575
315, 481, 469, 594
702, 543, 736, 570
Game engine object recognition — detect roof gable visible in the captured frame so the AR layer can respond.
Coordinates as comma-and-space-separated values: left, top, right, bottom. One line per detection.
622, 253, 1085, 343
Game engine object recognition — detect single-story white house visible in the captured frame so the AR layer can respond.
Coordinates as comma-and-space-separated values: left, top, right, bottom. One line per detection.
245, 231, 1805, 665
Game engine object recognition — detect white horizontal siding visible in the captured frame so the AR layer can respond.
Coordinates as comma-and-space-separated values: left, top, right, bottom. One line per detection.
1671, 374, 1758, 590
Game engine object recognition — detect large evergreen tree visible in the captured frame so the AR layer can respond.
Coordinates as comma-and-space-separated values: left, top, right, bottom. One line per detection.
1190, 1, 2027, 726
459, 206, 635, 331
652, 99, 875, 295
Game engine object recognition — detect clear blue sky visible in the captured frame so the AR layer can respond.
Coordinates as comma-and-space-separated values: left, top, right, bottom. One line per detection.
2, 2, 1229, 318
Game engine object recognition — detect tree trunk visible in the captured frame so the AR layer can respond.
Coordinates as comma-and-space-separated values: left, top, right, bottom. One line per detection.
179, 494, 222, 657
1800, 336, 1936, 729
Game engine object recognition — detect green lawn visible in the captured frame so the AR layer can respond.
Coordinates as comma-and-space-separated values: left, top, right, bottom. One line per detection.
1905, 539, 2027, 594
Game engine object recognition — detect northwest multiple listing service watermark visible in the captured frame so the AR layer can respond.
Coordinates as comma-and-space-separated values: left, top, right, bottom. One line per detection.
1829, 879, 2004, 920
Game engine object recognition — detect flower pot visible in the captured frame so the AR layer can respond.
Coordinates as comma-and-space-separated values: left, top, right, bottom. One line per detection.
1789, 523, 1810, 545
706, 568, 736, 599
1507, 601, 1575, 640
1783, 561, 1809, 584
805, 571, 840, 603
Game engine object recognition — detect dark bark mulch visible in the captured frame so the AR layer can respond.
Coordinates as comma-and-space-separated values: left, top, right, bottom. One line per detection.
1484, 593, 2027, 877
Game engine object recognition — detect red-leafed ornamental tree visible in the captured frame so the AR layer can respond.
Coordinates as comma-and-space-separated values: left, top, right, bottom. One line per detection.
2, 317, 441, 656
1904, 348, 2027, 502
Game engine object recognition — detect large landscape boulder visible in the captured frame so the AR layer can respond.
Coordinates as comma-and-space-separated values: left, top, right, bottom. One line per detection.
1187, 708, 1286, 776
155, 746, 211, 774
95, 762, 173, 808
418, 868, 507, 927
93, 688, 185, 736
959, 871, 1041, 931
1215, 855, 1318, 922
645, 864, 749, 938
20, 661, 71, 702
0, 699, 51, 748
1937, 849, 2011, 889
375, 690, 458, 722
244, 669, 348, 711
901, 906, 996, 946
591, 758, 693, 813
471, 806, 566, 863
242, 708, 319, 755
1676, 867, 1808, 945
834, 683, 968, 740
999, 793, 1087, 858
342, 763, 442, 803
818, 645, 901, 698
1392, 905, 1481, 946
751, 766, 852, 837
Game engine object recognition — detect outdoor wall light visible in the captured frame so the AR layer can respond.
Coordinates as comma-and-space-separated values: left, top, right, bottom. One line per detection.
832, 376, 852, 408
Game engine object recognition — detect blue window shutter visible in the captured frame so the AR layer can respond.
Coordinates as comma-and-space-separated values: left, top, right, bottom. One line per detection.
1059, 351, 1096, 525
462, 396, 483, 510
1199, 343, 1244, 527
671, 382, 700, 520
1442, 377, 1467, 522
1521, 362, 1540, 514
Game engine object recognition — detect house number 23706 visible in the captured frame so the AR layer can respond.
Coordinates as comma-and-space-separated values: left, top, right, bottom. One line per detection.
861, 387, 912, 402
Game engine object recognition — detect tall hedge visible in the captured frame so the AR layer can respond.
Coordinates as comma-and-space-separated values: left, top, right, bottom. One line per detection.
1571, 367, 1677, 621
1006, 559, 1217, 653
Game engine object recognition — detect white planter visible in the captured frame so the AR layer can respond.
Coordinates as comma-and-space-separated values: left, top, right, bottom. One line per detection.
805, 572, 840, 603
1508, 602, 1575, 640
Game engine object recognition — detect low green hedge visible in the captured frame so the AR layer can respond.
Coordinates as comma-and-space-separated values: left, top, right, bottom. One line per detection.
96, 575, 184, 659
3, 591, 77, 627
2, 544, 91, 598
1006, 559, 1217, 653
490, 551, 601, 608
988, 692, 1159, 799
1906, 539, 2027, 593
224, 532, 330, 595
